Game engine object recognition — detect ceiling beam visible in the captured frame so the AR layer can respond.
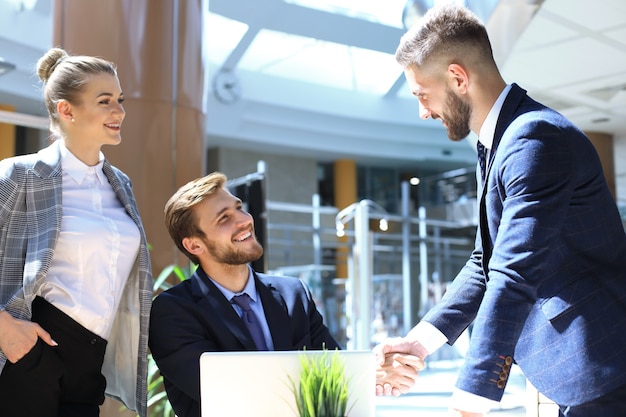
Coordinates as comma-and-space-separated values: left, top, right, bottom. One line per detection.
210, 0, 404, 54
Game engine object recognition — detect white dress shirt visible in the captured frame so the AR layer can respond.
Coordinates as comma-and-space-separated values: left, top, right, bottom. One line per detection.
478, 84, 512, 151
38, 142, 140, 339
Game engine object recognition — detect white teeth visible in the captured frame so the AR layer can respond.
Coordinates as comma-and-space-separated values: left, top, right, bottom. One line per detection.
235, 231, 251, 242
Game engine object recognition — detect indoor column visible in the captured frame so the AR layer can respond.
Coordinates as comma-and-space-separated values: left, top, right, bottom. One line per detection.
334, 159, 357, 279
0, 104, 15, 160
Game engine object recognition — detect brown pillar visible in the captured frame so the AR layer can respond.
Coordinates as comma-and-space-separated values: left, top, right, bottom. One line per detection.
0, 104, 16, 160
334, 159, 357, 279
53, 1, 206, 416
587, 131, 616, 199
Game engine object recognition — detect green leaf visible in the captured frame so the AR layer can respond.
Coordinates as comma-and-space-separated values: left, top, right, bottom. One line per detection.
289, 347, 351, 417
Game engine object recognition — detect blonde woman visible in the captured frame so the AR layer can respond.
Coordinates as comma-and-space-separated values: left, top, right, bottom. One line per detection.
0, 48, 152, 417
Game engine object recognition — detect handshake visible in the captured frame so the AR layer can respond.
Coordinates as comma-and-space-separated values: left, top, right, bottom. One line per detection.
373, 336, 426, 397
373, 337, 486, 417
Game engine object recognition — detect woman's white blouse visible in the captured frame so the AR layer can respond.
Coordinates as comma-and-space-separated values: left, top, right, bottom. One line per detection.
38, 143, 140, 340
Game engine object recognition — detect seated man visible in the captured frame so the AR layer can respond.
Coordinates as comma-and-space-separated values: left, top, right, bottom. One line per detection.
149, 172, 340, 417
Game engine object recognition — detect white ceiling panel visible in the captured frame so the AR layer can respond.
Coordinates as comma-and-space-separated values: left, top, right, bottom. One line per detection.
605, 26, 626, 47
511, 14, 580, 50
542, 0, 626, 31
504, 38, 626, 88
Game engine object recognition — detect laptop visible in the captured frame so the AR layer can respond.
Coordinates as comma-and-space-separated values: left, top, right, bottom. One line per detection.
199, 350, 376, 417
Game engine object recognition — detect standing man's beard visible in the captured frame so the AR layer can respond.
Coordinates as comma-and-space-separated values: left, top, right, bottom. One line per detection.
444, 88, 472, 141
203, 236, 264, 266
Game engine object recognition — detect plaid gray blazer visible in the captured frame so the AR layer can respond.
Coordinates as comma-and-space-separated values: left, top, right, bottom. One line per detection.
0, 140, 153, 417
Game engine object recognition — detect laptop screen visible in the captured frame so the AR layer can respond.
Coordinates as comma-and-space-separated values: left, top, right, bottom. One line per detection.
199, 350, 376, 417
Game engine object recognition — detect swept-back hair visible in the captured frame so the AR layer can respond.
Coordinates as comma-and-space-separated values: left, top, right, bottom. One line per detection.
396, 4, 495, 73
164, 172, 228, 264
37, 47, 117, 136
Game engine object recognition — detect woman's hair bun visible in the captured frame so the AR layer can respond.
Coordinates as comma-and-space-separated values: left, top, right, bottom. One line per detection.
36, 47, 69, 82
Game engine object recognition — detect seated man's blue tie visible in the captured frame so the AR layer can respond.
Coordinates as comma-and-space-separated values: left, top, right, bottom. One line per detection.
231, 294, 269, 351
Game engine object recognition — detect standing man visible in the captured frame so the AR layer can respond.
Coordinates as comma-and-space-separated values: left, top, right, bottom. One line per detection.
149, 172, 340, 417
374, 4, 626, 417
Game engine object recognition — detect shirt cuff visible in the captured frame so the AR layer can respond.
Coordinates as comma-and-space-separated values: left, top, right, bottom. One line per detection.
406, 321, 448, 355
449, 388, 499, 414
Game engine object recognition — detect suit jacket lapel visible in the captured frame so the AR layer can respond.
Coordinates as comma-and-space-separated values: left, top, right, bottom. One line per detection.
191, 270, 257, 350
191, 269, 294, 351
478, 84, 527, 271
102, 162, 143, 230
254, 272, 292, 350
25, 143, 63, 292
491, 84, 526, 159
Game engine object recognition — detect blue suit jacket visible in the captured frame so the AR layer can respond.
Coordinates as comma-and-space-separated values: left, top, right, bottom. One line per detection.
424, 84, 626, 406
149, 267, 340, 417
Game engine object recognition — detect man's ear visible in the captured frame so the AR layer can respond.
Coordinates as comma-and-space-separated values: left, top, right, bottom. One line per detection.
57, 100, 74, 122
182, 237, 203, 256
447, 63, 469, 94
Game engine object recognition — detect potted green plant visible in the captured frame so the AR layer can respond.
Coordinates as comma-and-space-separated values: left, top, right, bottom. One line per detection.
288, 347, 353, 417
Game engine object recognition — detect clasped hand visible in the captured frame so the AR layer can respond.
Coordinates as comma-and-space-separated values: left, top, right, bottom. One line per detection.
373, 338, 484, 417
374, 352, 423, 396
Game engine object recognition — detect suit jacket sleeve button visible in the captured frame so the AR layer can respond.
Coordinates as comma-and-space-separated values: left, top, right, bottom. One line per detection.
497, 380, 506, 389
505, 356, 513, 365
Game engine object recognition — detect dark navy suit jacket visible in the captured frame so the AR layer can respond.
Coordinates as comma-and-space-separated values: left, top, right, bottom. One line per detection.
149, 267, 340, 417
424, 84, 626, 406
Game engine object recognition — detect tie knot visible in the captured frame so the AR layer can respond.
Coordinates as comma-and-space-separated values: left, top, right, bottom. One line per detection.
230, 292, 269, 350
231, 293, 252, 311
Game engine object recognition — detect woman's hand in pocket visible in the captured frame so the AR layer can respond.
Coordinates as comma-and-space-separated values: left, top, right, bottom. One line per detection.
0, 310, 57, 363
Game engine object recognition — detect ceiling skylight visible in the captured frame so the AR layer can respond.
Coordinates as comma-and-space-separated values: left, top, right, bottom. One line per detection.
206, 11, 403, 95
283, 0, 407, 28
